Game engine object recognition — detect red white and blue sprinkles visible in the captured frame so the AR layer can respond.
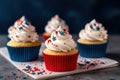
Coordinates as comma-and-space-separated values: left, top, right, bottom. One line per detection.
78, 58, 107, 70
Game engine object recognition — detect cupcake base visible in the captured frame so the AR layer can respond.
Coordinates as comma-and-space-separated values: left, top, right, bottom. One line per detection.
77, 42, 108, 58
7, 45, 40, 62
42, 51, 78, 72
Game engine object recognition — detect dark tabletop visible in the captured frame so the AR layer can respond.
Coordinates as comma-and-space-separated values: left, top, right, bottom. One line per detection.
0, 35, 120, 80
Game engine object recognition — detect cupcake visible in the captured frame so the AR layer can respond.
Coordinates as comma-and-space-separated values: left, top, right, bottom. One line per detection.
77, 19, 108, 58
43, 15, 69, 40
7, 16, 41, 62
42, 26, 78, 72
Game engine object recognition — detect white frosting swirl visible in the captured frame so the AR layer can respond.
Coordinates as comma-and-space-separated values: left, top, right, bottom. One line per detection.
45, 15, 69, 34
45, 26, 76, 52
9, 16, 39, 42
8, 26, 16, 36
79, 19, 108, 41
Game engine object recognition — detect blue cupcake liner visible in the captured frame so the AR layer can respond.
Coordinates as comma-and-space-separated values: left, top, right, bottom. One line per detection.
77, 42, 108, 58
7, 45, 40, 62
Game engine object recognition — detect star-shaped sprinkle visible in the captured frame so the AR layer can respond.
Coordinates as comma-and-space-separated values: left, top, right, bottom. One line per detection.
59, 31, 64, 35
52, 36, 56, 41
18, 26, 23, 30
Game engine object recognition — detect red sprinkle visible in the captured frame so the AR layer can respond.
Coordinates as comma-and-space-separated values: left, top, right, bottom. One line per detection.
28, 35, 31, 38
63, 29, 67, 34
55, 31, 58, 34
34, 67, 40, 71
48, 39, 51, 43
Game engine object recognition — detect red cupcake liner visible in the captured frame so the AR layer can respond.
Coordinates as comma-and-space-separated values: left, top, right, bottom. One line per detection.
42, 33, 50, 41
42, 52, 78, 72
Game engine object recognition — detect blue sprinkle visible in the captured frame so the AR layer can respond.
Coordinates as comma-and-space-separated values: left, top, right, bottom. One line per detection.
86, 61, 90, 64
25, 18, 28, 22
31, 72, 36, 75
59, 31, 64, 35
26, 65, 31, 69
96, 26, 100, 31
100, 62, 105, 64
38, 72, 43, 75
52, 36, 56, 41
25, 19, 29, 25
90, 25, 93, 29
94, 23, 96, 26
18, 26, 23, 30
0, 75, 3, 79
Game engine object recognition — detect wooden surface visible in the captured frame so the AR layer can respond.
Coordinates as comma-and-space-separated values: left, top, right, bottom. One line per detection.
0, 35, 120, 80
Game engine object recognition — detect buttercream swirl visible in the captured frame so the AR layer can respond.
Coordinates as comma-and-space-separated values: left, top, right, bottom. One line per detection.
8, 26, 16, 36
45, 15, 69, 34
9, 16, 39, 42
45, 26, 76, 52
79, 19, 108, 41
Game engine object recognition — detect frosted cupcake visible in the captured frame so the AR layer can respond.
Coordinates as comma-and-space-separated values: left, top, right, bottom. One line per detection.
77, 19, 108, 58
43, 15, 69, 40
43, 26, 78, 72
7, 16, 41, 62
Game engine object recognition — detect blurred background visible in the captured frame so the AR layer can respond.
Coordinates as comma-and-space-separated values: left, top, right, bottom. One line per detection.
0, 0, 120, 34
